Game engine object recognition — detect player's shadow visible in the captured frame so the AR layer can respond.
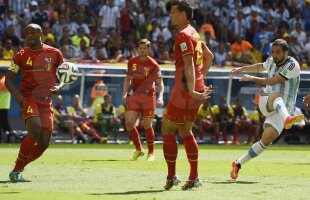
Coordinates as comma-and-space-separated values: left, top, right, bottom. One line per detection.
82, 159, 128, 162
0, 191, 21, 194
212, 180, 258, 184
0, 180, 31, 184
90, 189, 164, 195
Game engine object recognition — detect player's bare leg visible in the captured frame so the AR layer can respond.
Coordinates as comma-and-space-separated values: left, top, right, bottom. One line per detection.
267, 93, 304, 129
126, 111, 144, 160
230, 125, 278, 180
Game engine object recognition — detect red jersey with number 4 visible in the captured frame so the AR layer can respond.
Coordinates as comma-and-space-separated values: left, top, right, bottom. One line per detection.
127, 56, 162, 94
174, 24, 205, 92
9, 44, 63, 103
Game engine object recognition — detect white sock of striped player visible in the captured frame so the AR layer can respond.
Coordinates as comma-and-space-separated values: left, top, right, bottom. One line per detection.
273, 97, 290, 120
237, 140, 266, 165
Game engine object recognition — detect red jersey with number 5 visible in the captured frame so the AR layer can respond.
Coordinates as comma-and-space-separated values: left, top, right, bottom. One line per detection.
9, 44, 63, 103
127, 56, 162, 95
174, 24, 205, 92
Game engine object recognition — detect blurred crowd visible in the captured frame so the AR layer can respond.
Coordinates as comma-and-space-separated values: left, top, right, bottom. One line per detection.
0, 0, 309, 68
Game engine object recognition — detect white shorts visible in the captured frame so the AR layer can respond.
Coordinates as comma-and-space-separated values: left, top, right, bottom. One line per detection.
259, 93, 284, 135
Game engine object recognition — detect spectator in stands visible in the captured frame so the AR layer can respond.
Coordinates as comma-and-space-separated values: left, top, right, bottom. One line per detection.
214, 43, 228, 67
94, 94, 121, 143
31, 0, 49, 26
41, 21, 55, 45
70, 13, 90, 35
253, 22, 274, 62
290, 22, 307, 47
0, 69, 11, 142
194, 101, 219, 143
230, 35, 254, 64
229, 11, 246, 39
1, 39, 15, 59
204, 31, 218, 52
52, 14, 69, 46
71, 27, 90, 48
59, 26, 72, 47
98, 0, 120, 35
2, 24, 21, 52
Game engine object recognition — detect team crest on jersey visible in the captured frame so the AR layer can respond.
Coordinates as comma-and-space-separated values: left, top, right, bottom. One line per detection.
144, 67, 150, 77
180, 42, 187, 51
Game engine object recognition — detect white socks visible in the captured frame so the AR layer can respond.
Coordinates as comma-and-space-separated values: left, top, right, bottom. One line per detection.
237, 140, 266, 165
273, 97, 290, 120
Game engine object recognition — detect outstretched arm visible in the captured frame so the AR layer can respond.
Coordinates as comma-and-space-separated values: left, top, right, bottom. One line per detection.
231, 63, 265, 76
240, 73, 286, 85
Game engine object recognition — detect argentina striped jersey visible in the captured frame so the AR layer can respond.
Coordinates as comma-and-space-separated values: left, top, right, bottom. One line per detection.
262, 56, 300, 114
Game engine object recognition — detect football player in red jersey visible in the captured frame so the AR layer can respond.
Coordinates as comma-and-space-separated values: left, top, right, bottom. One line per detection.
5, 24, 64, 182
162, 0, 214, 190
122, 39, 164, 161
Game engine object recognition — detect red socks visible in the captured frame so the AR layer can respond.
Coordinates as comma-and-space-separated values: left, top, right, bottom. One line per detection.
13, 135, 36, 172
145, 128, 155, 155
129, 127, 142, 151
27, 145, 44, 162
182, 134, 199, 180
13, 135, 45, 172
163, 135, 178, 180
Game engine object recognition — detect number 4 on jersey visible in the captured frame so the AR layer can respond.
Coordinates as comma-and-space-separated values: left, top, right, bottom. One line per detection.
27, 106, 33, 114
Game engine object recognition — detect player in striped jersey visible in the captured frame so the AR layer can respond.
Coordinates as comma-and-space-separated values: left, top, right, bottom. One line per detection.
229, 39, 304, 180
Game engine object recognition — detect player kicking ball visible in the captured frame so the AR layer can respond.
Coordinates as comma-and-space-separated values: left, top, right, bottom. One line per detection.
5, 24, 65, 182
122, 39, 164, 161
230, 39, 304, 180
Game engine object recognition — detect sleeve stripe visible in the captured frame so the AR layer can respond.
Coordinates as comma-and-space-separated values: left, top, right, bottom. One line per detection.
279, 73, 289, 80
182, 52, 194, 57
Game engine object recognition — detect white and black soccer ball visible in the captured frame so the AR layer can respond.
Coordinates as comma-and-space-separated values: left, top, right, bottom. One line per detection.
56, 62, 79, 84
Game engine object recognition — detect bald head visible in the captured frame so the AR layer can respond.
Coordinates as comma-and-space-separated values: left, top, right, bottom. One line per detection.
25, 24, 42, 33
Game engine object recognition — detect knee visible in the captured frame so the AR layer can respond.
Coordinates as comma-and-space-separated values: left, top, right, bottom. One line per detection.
260, 137, 272, 146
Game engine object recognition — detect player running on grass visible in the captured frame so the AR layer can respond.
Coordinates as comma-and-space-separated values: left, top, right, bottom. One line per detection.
230, 39, 304, 180
5, 24, 64, 182
122, 39, 164, 161
162, 0, 213, 190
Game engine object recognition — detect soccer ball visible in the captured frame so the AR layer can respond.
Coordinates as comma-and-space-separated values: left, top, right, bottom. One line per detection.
56, 62, 79, 84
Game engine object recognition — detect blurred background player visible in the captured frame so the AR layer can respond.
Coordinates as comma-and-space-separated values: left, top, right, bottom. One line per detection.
213, 98, 237, 145
162, 0, 213, 191
233, 99, 256, 144
230, 39, 304, 180
193, 100, 219, 143
5, 24, 64, 182
53, 95, 84, 144
122, 38, 164, 161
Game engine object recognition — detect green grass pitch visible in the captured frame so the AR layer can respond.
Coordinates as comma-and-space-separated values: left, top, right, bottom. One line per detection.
1, 144, 310, 200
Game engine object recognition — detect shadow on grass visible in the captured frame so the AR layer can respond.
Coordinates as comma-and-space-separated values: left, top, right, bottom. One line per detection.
294, 163, 310, 166
0, 180, 31, 184
212, 180, 258, 184
83, 159, 128, 162
90, 189, 164, 195
0, 191, 21, 194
